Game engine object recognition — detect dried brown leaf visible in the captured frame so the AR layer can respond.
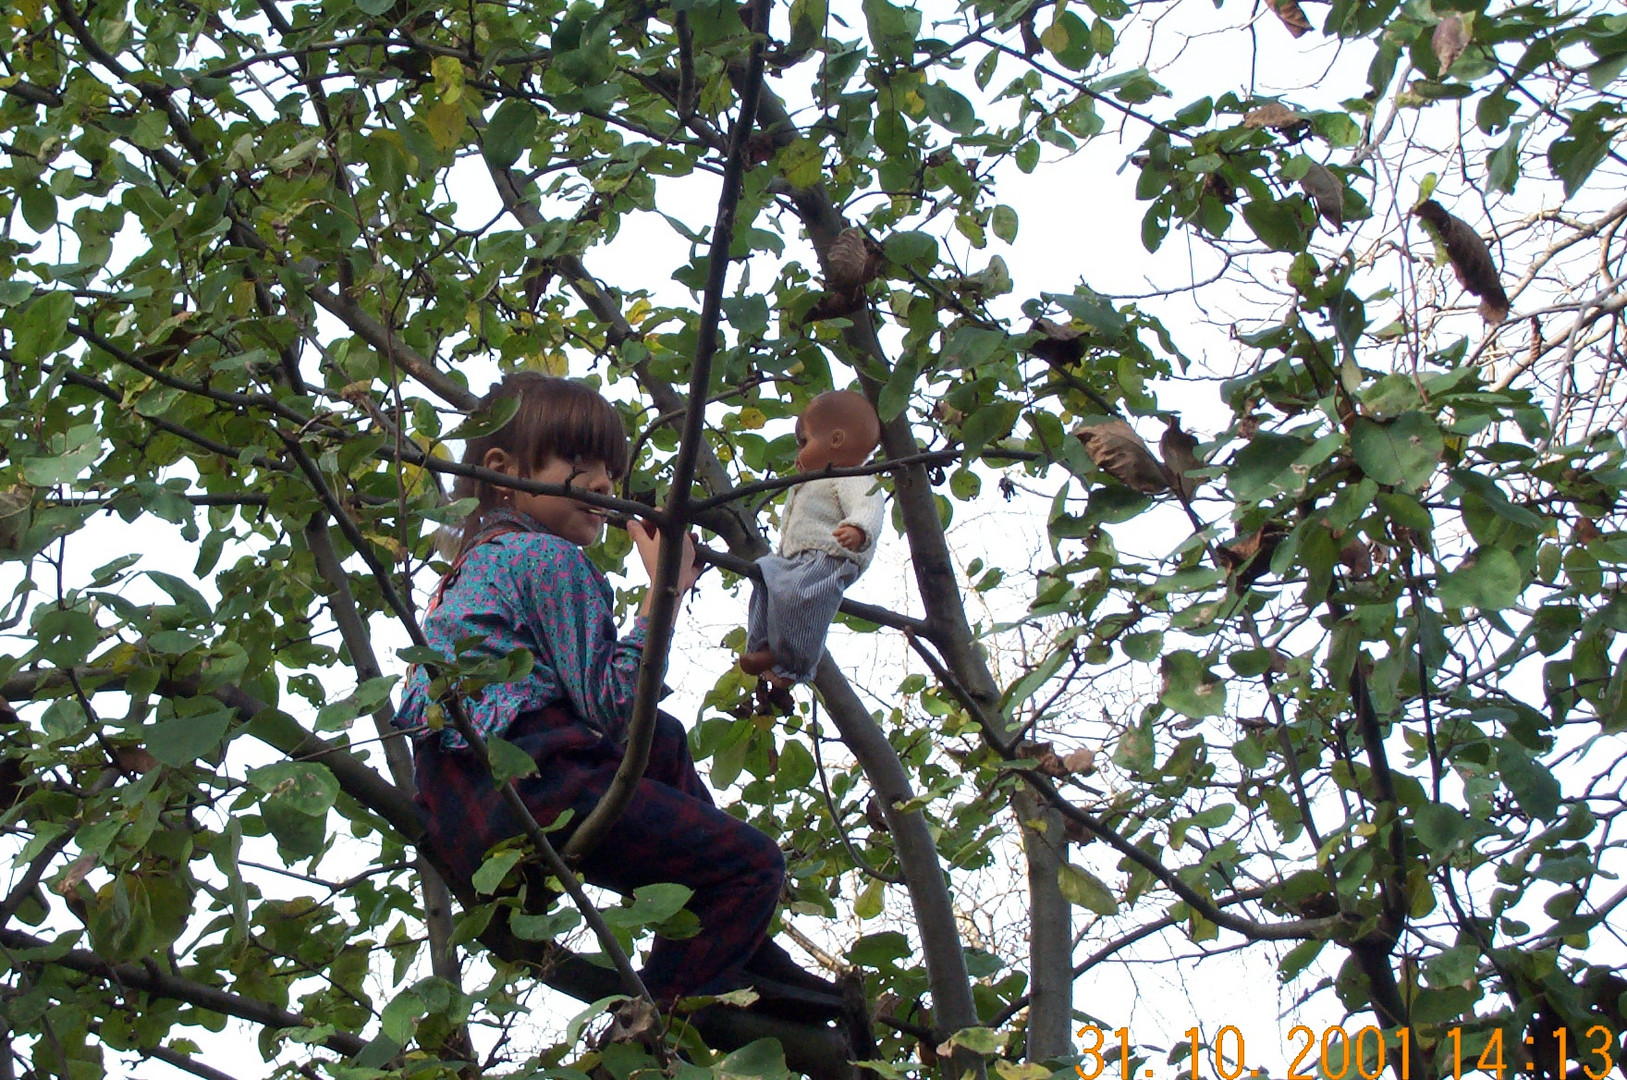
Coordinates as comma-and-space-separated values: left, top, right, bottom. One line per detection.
1076, 419, 1168, 494
1432, 15, 1468, 77
1298, 161, 1345, 232
1062, 747, 1097, 776
1159, 418, 1206, 501
865, 794, 891, 834
1216, 525, 1287, 589
1266, 0, 1313, 37
804, 288, 866, 323
1243, 103, 1306, 130
1414, 200, 1509, 322
1338, 537, 1373, 579
1029, 318, 1086, 365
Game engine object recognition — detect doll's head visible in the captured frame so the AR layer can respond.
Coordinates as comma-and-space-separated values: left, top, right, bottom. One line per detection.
795, 390, 881, 472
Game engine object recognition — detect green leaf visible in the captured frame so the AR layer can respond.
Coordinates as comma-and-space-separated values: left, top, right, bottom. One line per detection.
1496, 740, 1561, 820
1350, 412, 1443, 491
1437, 547, 1522, 611
486, 737, 539, 784
13, 291, 74, 366
991, 204, 1018, 243
483, 99, 539, 170
959, 401, 1019, 460
146, 708, 232, 767
1241, 197, 1308, 253
854, 878, 884, 920
1414, 803, 1473, 857
876, 352, 919, 423
846, 931, 910, 967
920, 81, 978, 134
472, 849, 524, 895
1487, 121, 1526, 195
1057, 862, 1118, 914
249, 761, 340, 816
716, 1038, 792, 1080
1160, 651, 1226, 718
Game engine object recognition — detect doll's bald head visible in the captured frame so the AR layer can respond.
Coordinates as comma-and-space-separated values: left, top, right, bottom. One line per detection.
796, 390, 881, 471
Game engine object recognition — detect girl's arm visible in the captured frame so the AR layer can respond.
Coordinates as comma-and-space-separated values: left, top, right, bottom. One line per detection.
513, 537, 648, 737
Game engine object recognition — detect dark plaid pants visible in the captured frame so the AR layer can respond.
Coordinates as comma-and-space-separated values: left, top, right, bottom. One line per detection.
414, 705, 785, 1002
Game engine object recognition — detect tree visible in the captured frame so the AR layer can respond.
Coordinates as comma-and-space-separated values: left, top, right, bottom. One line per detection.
2, 0, 1626, 1076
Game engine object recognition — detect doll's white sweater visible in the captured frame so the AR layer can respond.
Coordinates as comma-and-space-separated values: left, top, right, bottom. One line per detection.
777, 473, 886, 571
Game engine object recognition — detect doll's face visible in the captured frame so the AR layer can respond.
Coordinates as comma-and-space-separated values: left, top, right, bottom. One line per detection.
794, 415, 845, 471
794, 393, 879, 471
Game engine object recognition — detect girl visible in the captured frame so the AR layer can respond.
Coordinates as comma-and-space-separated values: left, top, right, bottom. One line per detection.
396, 373, 817, 1006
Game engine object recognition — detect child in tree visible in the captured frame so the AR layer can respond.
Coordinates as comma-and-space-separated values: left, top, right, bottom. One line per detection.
741, 390, 885, 686
396, 373, 829, 1006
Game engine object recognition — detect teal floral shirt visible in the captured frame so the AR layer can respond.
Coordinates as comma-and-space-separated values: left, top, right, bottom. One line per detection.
396, 509, 649, 746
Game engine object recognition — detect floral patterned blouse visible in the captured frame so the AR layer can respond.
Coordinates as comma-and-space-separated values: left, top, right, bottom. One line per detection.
395, 508, 649, 747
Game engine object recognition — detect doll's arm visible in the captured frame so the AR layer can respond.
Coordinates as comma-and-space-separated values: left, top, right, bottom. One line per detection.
834, 476, 886, 550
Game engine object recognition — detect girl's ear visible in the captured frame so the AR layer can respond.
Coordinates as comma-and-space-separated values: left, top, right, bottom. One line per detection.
483, 447, 517, 475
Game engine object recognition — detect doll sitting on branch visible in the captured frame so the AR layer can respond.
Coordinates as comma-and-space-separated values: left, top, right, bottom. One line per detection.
741, 390, 886, 687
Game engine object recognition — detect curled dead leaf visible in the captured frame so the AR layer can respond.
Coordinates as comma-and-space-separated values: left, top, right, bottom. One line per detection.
1029, 318, 1086, 365
1414, 200, 1509, 323
1076, 419, 1168, 494
1159, 418, 1206, 501
1062, 747, 1097, 776
1215, 524, 1287, 590
1266, 0, 1313, 37
1204, 171, 1237, 205
115, 745, 161, 775
1432, 15, 1468, 77
804, 287, 867, 323
826, 227, 885, 291
1063, 816, 1096, 845
1298, 161, 1344, 232
1338, 537, 1373, 579
865, 794, 891, 834
1243, 103, 1307, 131
1017, 740, 1070, 779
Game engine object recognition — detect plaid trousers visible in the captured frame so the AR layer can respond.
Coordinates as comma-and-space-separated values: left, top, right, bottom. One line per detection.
414, 705, 785, 1002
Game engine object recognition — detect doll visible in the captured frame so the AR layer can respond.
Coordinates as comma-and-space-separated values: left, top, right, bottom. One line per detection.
741, 390, 886, 686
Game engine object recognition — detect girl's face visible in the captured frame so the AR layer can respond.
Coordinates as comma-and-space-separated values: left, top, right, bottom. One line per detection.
486, 451, 614, 546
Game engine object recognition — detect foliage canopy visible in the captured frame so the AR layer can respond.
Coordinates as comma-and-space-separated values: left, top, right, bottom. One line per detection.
2, 0, 1626, 1076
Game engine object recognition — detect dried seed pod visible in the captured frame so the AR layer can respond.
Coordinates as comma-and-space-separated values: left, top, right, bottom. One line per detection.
826, 227, 885, 291
1432, 15, 1468, 77
1266, 0, 1313, 37
1414, 199, 1509, 322
1029, 318, 1086, 365
1243, 103, 1307, 131
1298, 161, 1344, 232
1159, 417, 1206, 501
1076, 419, 1169, 494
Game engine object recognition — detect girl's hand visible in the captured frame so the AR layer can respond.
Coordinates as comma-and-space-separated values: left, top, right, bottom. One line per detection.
629, 520, 703, 613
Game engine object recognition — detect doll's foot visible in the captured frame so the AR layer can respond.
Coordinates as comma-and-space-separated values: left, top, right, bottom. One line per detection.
740, 649, 777, 676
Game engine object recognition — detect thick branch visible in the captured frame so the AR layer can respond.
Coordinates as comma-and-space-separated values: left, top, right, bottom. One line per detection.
0, 927, 367, 1057
563, 4, 771, 861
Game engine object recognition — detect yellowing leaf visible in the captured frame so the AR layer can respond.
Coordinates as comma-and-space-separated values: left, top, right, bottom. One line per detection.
737, 407, 766, 430
626, 297, 652, 325
524, 352, 570, 376
424, 102, 467, 151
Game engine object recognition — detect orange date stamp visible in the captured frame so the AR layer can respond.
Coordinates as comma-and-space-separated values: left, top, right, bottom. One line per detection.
1074, 1024, 1620, 1080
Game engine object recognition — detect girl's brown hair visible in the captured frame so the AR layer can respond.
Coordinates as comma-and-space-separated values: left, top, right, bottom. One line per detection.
451, 373, 629, 551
